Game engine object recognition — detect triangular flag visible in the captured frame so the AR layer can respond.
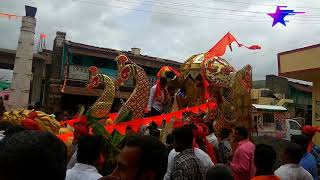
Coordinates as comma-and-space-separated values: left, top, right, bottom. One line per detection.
114, 124, 127, 135
128, 123, 140, 133
163, 114, 173, 123
190, 107, 200, 114
152, 116, 163, 126
175, 111, 183, 120
105, 125, 115, 134
199, 104, 208, 112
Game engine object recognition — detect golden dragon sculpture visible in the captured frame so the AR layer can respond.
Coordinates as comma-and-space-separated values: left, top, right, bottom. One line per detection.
2, 109, 61, 134
87, 66, 115, 119
114, 54, 150, 123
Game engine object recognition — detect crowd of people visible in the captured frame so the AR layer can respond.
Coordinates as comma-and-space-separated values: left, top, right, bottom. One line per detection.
0, 118, 319, 180
0, 73, 319, 180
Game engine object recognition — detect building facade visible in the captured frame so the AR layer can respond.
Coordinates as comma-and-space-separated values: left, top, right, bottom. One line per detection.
266, 75, 312, 121
44, 31, 181, 113
252, 75, 312, 125
0, 48, 50, 107
278, 43, 320, 143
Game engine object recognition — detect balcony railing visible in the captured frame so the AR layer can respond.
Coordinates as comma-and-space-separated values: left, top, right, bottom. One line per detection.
66, 65, 157, 87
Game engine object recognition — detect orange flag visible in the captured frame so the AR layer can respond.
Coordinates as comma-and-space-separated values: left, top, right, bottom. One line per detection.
205, 32, 240, 59
205, 32, 261, 60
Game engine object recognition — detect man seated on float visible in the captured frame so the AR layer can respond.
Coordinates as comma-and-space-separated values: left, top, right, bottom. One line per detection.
148, 77, 169, 116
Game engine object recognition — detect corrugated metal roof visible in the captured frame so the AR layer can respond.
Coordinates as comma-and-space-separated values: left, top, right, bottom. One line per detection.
289, 82, 312, 93
252, 104, 287, 111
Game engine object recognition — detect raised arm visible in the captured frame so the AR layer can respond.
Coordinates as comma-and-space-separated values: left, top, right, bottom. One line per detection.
148, 86, 156, 111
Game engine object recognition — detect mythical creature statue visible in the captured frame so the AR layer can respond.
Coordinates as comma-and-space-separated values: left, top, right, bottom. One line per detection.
87, 66, 115, 119
2, 109, 61, 134
113, 55, 150, 123
179, 53, 253, 132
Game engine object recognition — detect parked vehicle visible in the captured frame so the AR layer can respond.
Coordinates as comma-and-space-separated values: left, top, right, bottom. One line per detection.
285, 119, 302, 140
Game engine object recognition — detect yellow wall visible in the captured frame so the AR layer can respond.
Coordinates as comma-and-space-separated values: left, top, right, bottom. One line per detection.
278, 45, 320, 144
313, 80, 320, 145
251, 89, 274, 105
279, 47, 320, 73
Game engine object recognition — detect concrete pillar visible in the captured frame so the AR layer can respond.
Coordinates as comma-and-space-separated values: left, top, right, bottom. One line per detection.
8, 15, 36, 109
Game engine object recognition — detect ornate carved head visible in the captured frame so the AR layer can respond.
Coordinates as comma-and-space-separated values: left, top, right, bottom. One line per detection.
87, 66, 100, 92
115, 54, 128, 71
203, 57, 236, 88
114, 54, 133, 90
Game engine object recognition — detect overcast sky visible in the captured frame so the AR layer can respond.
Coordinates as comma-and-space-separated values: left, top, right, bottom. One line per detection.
0, 0, 319, 80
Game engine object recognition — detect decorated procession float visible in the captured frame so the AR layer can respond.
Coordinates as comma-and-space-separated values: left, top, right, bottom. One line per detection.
0, 32, 262, 173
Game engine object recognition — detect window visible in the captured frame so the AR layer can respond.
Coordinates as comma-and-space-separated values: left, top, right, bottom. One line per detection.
4, 95, 9, 100
289, 121, 301, 130
263, 113, 274, 123
72, 56, 81, 65
93, 58, 117, 69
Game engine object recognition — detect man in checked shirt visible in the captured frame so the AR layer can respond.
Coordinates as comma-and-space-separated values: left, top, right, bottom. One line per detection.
171, 126, 206, 180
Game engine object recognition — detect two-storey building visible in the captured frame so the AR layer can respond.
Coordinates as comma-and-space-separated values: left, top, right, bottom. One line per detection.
44, 31, 181, 113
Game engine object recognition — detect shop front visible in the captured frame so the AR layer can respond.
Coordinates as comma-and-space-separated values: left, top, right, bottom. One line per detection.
278, 44, 320, 144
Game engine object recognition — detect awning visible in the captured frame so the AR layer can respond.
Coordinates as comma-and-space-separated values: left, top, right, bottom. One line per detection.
252, 104, 287, 111
276, 99, 294, 106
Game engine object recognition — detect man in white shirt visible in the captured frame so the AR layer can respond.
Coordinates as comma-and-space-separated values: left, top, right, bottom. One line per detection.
205, 122, 218, 147
66, 136, 103, 180
163, 147, 214, 180
148, 78, 169, 116
275, 143, 313, 180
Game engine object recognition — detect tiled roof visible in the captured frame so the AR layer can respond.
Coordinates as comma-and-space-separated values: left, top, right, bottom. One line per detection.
65, 41, 181, 66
